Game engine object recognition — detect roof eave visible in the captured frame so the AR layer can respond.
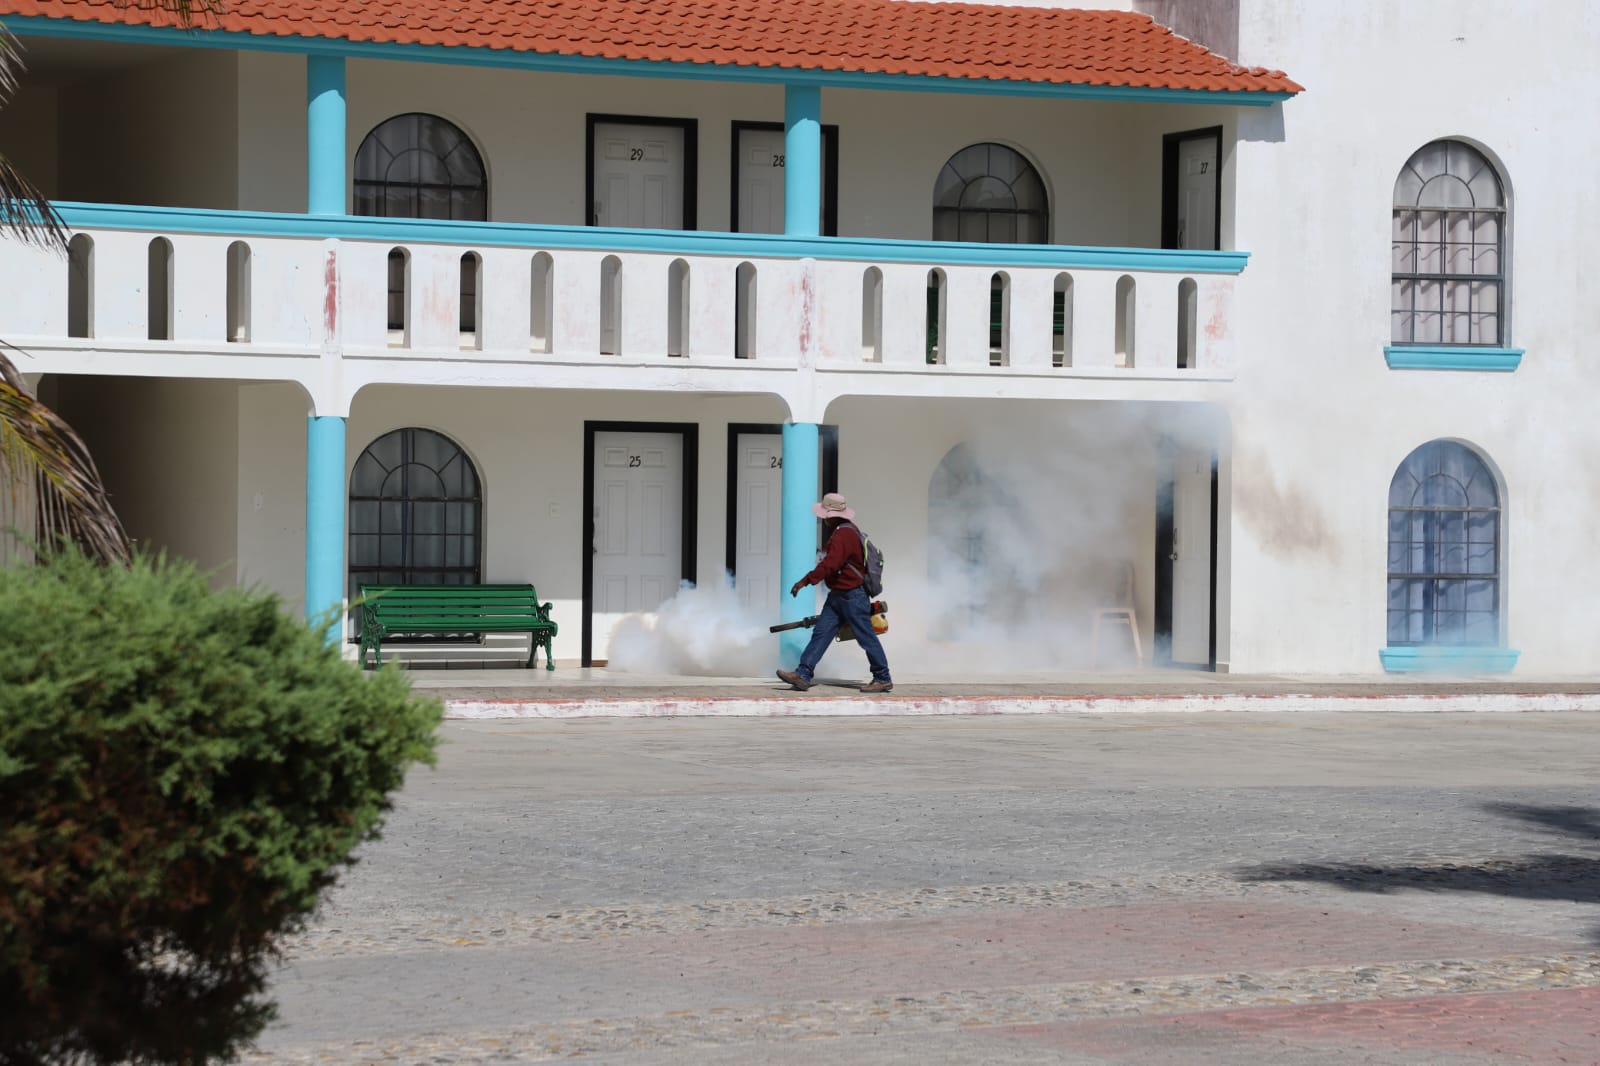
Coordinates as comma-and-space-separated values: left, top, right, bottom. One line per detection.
1, 14, 1301, 105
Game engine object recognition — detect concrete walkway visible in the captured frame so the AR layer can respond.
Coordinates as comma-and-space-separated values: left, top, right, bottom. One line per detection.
400, 667, 1600, 718
255, 712, 1600, 1065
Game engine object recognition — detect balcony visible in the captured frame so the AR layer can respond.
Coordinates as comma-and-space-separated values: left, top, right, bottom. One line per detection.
3, 203, 1245, 406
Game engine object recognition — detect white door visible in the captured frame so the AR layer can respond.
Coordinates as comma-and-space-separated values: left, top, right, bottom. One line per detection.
592, 122, 685, 229
1176, 136, 1219, 251
591, 431, 684, 662
1170, 448, 1213, 665
736, 127, 787, 234
733, 432, 783, 614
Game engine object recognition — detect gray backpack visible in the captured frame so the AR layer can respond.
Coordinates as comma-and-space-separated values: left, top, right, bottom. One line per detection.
843, 522, 885, 598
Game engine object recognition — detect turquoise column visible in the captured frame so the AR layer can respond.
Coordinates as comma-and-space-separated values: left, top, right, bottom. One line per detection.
783, 84, 822, 238
305, 416, 347, 638
779, 422, 821, 660
780, 86, 824, 659
306, 55, 348, 639
306, 55, 346, 215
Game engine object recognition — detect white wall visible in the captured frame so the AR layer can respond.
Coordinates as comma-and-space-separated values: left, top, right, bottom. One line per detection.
57, 49, 239, 208
1134, 0, 1239, 60
1226, 0, 1600, 672
49, 376, 241, 586
235, 383, 312, 604
234, 52, 1226, 247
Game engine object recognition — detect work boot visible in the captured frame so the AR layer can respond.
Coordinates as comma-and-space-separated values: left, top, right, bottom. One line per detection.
776, 669, 813, 691
861, 679, 894, 694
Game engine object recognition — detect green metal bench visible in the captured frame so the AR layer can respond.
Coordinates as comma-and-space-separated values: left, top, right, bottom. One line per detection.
357, 583, 557, 671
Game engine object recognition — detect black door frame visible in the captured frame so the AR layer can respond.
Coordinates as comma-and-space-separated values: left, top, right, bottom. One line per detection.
586, 113, 699, 230
582, 420, 700, 667
1161, 125, 1224, 251
724, 423, 841, 579
729, 121, 840, 237
1153, 439, 1219, 671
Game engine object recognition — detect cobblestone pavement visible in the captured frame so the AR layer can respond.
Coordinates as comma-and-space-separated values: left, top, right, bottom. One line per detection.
255, 713, 1600, 1065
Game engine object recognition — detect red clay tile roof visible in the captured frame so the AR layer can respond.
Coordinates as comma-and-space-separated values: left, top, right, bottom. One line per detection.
0, 0, 1302, 95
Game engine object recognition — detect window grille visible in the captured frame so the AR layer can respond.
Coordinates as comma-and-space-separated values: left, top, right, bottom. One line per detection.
354, 114, 488, 332
348, 428, 483, 635
1392, 141, 1506, 346
933, 143, 1049, 245
1387, 440, 1501, 645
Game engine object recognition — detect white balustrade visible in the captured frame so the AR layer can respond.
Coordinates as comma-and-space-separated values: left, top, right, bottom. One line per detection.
2, 223, 1238, 375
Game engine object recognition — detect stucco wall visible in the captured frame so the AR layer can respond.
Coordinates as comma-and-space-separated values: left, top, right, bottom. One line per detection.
1225, 0, 1600, 672
56, 49, 239, 208
49, 376, 241, 586
234, 52, 1222, 247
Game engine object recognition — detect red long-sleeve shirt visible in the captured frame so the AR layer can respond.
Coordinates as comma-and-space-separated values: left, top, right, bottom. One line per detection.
800, 523, 865, 592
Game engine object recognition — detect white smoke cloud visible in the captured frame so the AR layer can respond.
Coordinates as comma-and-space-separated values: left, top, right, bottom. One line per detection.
884, 402, 1224, 675
614, 402, 1223, 678
608, 575, 779, 677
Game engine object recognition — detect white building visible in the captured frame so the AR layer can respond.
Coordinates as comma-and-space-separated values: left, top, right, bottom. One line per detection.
0, 0, 1579, 675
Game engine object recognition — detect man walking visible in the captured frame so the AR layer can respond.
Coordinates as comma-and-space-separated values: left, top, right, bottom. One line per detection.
777, 493, 893, 693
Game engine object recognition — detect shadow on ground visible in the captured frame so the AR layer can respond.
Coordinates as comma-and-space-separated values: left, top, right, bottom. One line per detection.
1234, 804, 1600, 943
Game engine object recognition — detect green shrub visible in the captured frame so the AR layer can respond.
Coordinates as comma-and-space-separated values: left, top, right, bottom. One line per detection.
0, 550, 441, 1065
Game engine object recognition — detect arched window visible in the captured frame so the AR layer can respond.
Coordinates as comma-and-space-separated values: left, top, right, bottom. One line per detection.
933, 143, 1049, 244
348, 428, 483, 607
1387, 441, 1501, 646
354, 114, 488, 331
1392, 140, 1506, 346
354, 113, 488, 220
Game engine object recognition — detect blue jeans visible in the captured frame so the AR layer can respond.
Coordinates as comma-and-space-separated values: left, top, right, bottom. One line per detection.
795, 587, 891, 684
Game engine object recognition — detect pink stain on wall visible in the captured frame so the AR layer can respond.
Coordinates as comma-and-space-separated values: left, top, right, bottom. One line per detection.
322, 248, 338, 341
798, 269, 814, 358
423, 269, 454, 334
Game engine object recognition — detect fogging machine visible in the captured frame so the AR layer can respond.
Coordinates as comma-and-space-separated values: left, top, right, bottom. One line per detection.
769, 600, 888, 643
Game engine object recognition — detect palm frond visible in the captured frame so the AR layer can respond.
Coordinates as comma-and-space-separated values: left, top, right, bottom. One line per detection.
0, 351, 131, 565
